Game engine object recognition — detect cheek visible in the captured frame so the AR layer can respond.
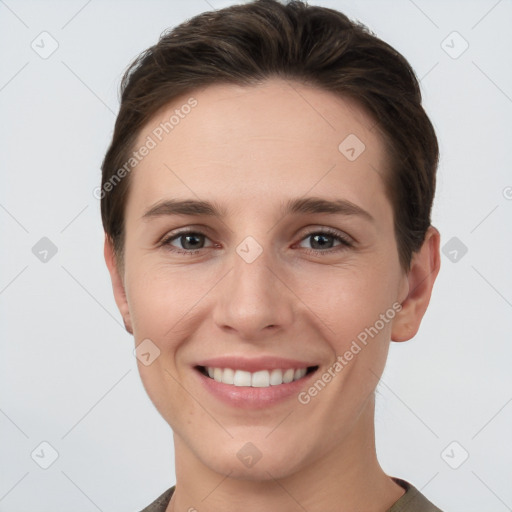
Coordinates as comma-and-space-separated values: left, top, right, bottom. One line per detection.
125, 265, 200, 417
125, 261, 218, 340
294, 259, 399, 342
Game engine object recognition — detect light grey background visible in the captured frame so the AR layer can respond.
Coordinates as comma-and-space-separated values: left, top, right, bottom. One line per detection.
1, 1, 511, 511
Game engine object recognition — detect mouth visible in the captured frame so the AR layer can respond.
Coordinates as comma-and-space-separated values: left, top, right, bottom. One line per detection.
195, 365, 319, 388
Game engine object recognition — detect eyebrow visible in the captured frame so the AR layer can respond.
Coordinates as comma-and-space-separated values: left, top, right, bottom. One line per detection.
142, 196, 374, 223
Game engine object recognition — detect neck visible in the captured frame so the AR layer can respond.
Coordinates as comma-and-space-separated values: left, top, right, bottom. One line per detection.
167, 395, 405, 512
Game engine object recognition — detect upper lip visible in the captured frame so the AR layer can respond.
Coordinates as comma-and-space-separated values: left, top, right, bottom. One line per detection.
194, 356, 317, 373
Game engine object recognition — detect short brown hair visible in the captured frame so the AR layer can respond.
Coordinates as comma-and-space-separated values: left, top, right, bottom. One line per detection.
101, 0, 439, 272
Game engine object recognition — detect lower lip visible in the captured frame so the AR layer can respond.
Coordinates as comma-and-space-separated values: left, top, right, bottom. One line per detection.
195, 368, 318, 409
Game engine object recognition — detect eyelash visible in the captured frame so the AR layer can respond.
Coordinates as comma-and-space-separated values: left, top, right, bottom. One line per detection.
159, 227, 354, 256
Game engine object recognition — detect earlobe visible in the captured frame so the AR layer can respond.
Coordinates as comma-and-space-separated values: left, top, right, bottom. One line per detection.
104, 235, 133, 335
391, 226, 441, 342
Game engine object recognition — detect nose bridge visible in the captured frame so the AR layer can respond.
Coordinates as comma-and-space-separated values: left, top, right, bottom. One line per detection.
233, 237, 275, 295
213, 235, 294, 337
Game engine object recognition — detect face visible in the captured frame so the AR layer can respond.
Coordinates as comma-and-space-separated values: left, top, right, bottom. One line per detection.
106, 78, 437, 480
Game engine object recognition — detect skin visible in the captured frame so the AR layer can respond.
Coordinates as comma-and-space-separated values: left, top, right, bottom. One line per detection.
105, 78, 440, 512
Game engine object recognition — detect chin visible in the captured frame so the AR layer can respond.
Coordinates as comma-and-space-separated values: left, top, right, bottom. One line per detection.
195, 437, 309, 482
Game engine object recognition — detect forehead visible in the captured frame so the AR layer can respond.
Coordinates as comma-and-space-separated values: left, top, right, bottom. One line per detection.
128, 78, 391, 218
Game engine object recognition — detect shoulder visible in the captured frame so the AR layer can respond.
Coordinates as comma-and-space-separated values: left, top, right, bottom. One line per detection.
138, 486, 175, 512
387, 477, 444, 512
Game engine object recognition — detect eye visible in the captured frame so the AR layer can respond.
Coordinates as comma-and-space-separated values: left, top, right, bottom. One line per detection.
297, 228, 353, 254
160, 229, 215, 254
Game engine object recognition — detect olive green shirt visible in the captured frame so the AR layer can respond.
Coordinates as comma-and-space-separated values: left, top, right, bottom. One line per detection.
139, 477, 443, 511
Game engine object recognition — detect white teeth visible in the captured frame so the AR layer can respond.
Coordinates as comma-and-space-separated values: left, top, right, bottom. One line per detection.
251, 370, 270, 388
233, 370, 252, 387
203, 366, 311, 387
269, 369, 283, 385
221, 368, 234, 385
294, 368, 307, 380
283, 368, 295, 383
213, 367, 223, 383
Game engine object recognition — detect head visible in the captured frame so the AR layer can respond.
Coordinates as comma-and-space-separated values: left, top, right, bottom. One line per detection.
102, 0, 440, 481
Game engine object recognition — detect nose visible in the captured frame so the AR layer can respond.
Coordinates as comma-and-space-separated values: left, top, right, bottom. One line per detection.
212, 242, 295, 341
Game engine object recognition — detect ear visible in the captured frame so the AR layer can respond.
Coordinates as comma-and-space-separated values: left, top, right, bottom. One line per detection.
104, 235, 133, 335
391, 225, 441, 342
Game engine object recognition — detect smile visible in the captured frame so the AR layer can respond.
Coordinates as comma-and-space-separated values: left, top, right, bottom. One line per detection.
197, 366, 318, 388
